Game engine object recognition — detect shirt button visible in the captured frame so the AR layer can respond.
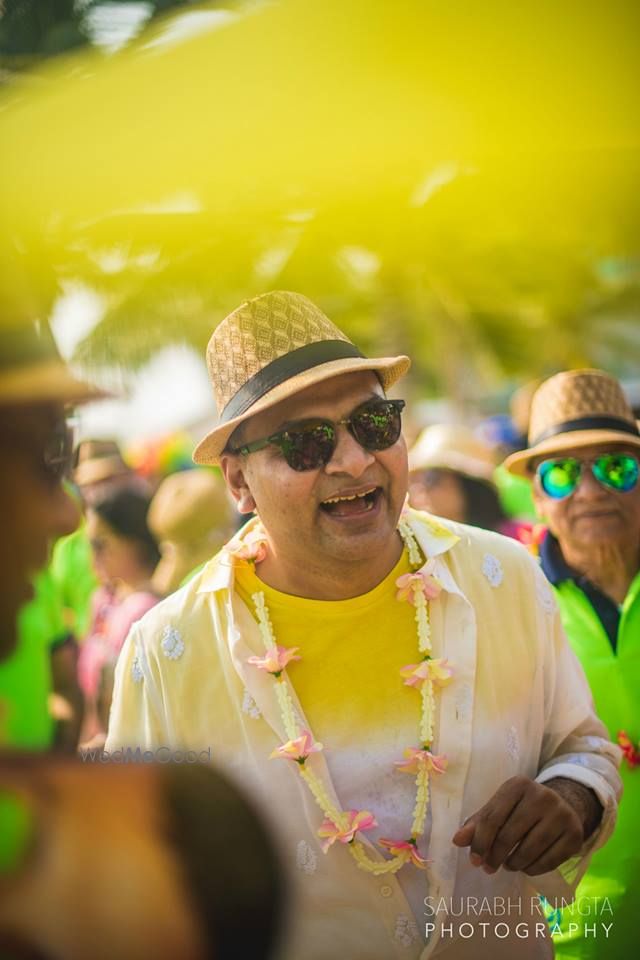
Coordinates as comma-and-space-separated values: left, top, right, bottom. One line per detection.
380, 885, 393, 898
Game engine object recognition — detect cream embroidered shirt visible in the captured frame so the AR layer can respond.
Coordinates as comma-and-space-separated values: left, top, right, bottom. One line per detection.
106, 510, 621, 960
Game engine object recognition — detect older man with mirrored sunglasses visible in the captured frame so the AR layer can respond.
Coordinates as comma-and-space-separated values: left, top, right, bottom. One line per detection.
505, 368, 640, 960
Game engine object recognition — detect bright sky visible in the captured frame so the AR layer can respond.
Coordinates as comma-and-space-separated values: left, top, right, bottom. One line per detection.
51, 286, 215, 444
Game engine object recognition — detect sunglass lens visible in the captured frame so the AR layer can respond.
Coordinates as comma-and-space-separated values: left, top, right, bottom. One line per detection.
282, 423, 335, 471
539, 459, 580, 499
43, 420, 74, 484
593, 454, 639, 492
351, 401, 403, 450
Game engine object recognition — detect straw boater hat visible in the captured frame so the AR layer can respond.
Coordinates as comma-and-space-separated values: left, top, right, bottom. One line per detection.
193, 291, 410, 465
0, 321, 106, 407
148, 469, 235, 594
504, 368, 640, 477
73, 438, 132, 487
408, 423, 497, 481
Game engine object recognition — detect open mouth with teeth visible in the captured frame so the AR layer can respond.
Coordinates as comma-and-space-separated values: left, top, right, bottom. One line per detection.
319, 486, 382, 518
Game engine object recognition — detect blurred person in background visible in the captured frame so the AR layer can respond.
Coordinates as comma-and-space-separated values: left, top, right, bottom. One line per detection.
505, 368, 640, 959
148, 468, 238, 595
0, 325, 284, 960
1, 493, 85, 753
408, 423, 512, 533
49, 440, 151, 673
79, 487, 161, 747
0, 321, 104, 740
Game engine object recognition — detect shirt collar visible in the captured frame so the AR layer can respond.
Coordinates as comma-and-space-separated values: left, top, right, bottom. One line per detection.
539, 529, 575, 586
197, 508, 460, 596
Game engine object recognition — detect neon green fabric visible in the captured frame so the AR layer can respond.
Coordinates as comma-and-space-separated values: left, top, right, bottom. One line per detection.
494, 463, 537, 521
0, 791, 33, 875
0, 569, 64, 749
551, 573, 640, 959
50, 526, 97, 638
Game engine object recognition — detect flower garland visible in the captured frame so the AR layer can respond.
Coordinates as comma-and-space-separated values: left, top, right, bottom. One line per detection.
238, 518, 454, 875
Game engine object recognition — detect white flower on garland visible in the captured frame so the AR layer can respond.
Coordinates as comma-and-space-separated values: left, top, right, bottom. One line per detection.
161, 625, 185, 661
481, 553, 503, 588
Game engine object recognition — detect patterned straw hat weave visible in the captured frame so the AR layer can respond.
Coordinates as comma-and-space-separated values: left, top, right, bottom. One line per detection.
209, 291, 351, 416
504, 369, 640, 476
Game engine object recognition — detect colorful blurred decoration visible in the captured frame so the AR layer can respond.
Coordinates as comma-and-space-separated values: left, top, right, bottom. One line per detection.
126, 431, 196, 480
0, 0, 639, 404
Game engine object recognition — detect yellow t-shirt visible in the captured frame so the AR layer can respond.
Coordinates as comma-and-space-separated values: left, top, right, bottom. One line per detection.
235, 548, 422, 747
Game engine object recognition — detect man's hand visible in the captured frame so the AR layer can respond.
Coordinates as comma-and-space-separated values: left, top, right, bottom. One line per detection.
452, 775, 602, 877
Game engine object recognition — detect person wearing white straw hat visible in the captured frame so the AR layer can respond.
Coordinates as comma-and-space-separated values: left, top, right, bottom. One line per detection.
407, 424, 508, 532
504, 368, 640, 959
107, 291, 620, 960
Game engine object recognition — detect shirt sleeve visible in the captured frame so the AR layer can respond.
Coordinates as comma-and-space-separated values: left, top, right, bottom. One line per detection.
105, 624, 166, 753
531, 563, 622, 893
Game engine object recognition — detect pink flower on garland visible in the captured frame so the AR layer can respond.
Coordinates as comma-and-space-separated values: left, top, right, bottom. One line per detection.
226, 529, 268, 564
247, 645, 301, 675
270, 730, 323, 764
400, 657, 453, 690
396, 563, 442, 603
317, 810, 378, 852
394, 747, 448, 776
378, 838, 431, 869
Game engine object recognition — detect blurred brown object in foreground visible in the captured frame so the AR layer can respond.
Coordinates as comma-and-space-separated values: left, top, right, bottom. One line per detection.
148, 469, 237, 595
0, 322, 105, 660
0, 754, 285, 960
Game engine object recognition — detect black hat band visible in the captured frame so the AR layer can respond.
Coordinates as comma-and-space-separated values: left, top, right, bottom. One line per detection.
221, 340, 364, 423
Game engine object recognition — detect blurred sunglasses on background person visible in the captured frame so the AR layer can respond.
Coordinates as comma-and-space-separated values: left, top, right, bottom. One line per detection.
0, 411, 76, 489
536, 452, 639, 500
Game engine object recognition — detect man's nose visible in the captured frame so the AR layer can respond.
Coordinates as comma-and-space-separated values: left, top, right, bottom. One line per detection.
324, 426, 375, 477
574, 464, 608, 500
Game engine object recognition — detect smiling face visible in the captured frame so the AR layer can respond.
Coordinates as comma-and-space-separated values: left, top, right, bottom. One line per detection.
220, 371, 409, 597
532, 442, 640, 556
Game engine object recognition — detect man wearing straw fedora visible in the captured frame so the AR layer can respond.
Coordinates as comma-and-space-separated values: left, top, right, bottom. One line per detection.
504, 369, 640, 959
108, 291, 620, 960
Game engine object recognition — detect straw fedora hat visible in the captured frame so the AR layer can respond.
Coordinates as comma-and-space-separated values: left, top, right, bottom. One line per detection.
504, 369, 640, 477
74, 439, 132, 487
0, 321, 106, 407
148, 469, 235, 594
408, 423, 497, 481
192, 291, 410, 465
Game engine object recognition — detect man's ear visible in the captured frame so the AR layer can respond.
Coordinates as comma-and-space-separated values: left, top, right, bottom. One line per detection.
220, 454, 257, 515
